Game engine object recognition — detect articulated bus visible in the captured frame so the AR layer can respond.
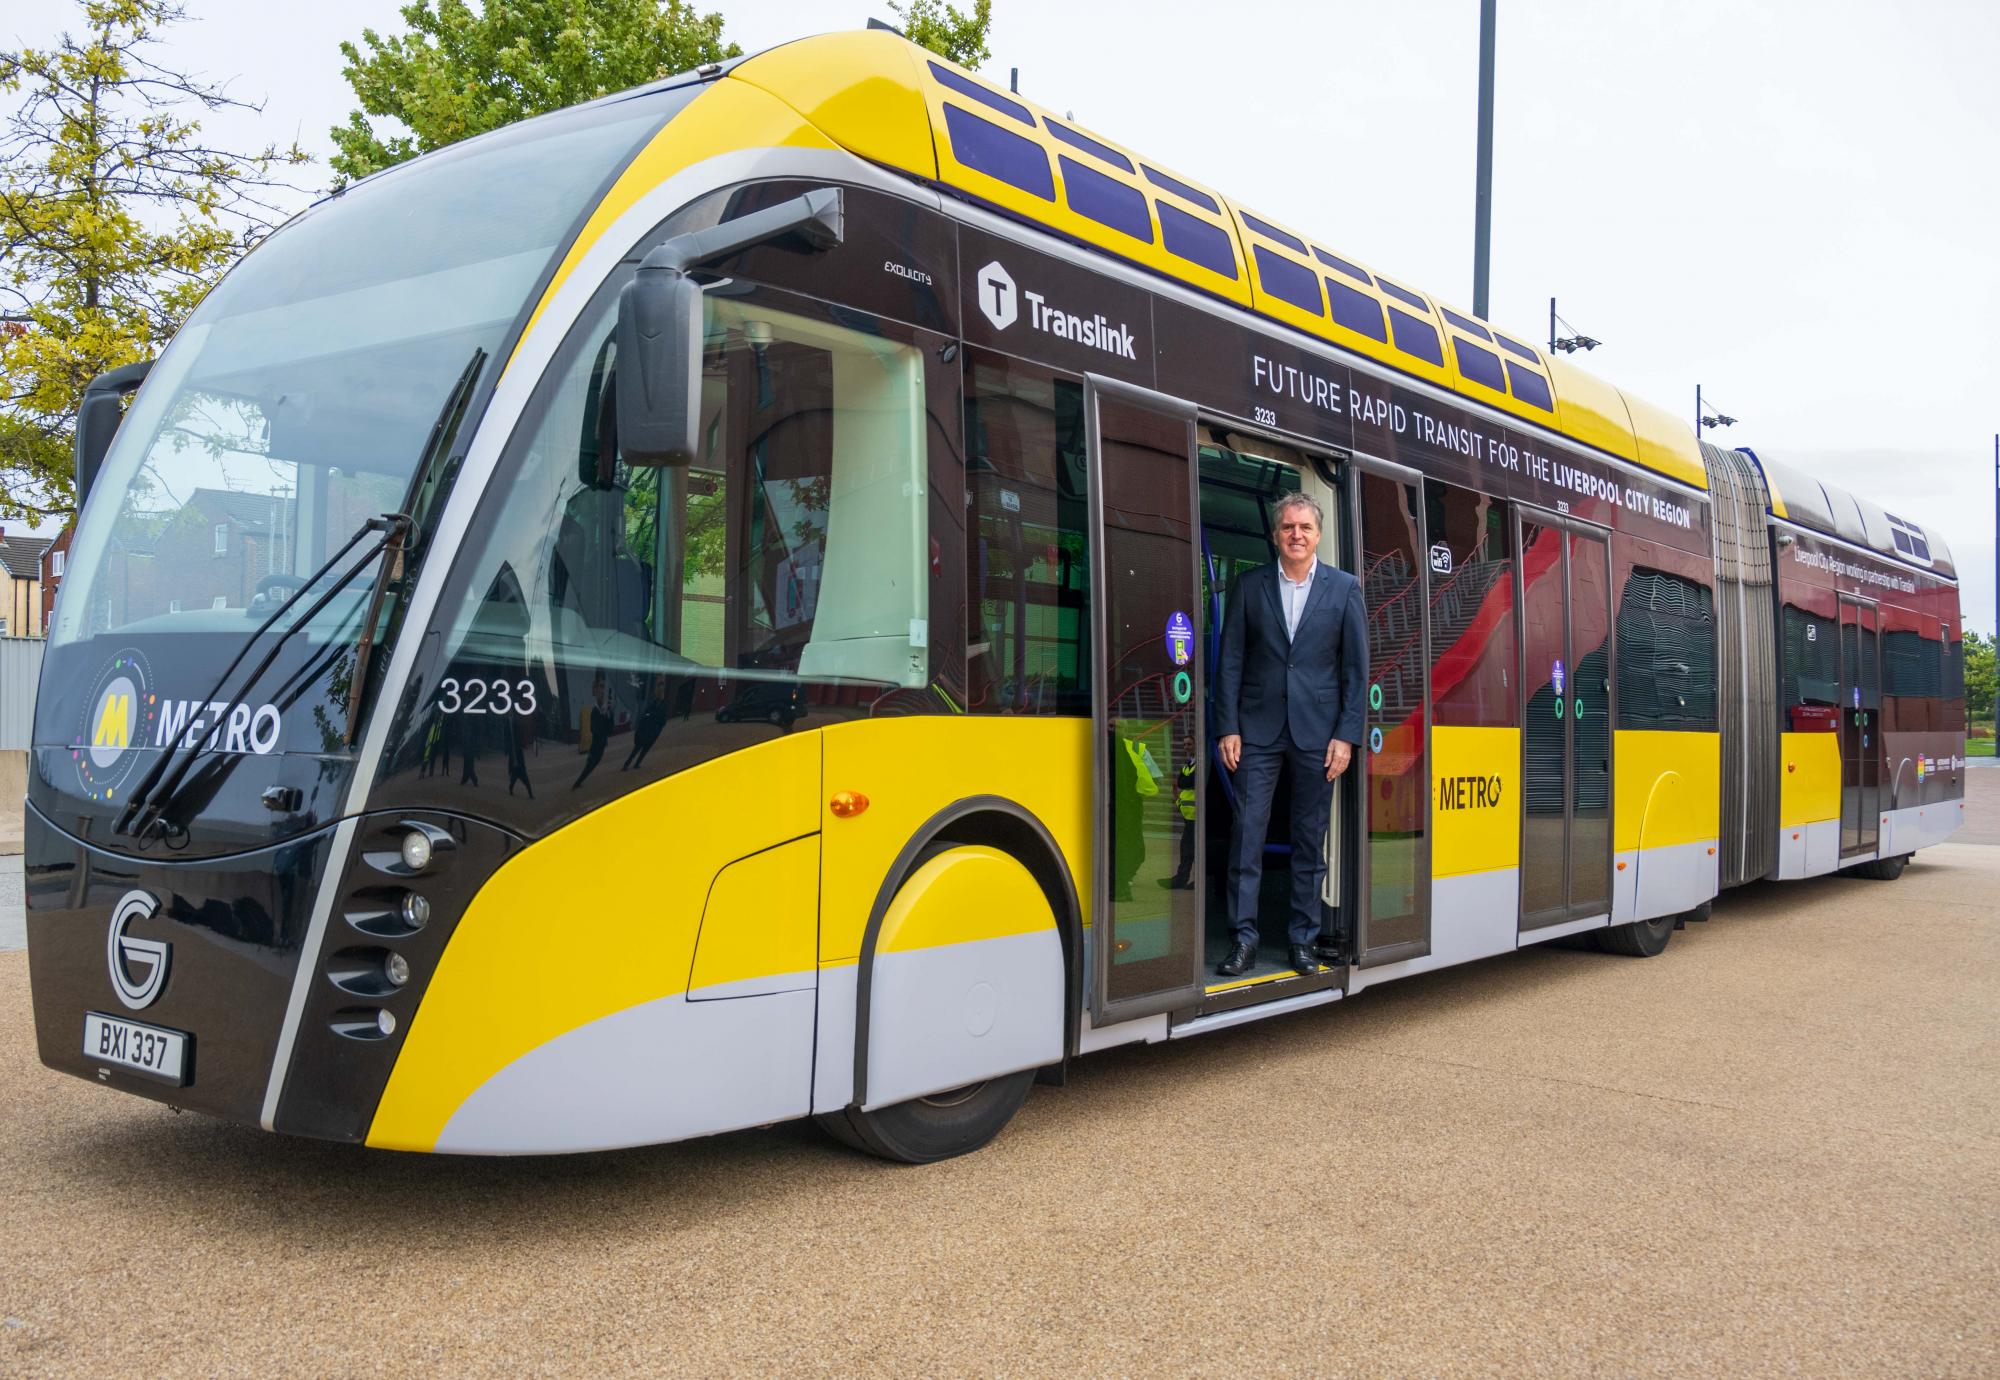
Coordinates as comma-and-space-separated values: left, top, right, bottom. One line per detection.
26, 32, 1967, 1162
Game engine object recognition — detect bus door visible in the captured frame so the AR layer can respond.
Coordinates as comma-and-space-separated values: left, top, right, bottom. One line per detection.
1838, 595, 1881, 857
1084, 375, 1206, 1022
1516, 511, 1614, 930
1351, 459, 1432, 965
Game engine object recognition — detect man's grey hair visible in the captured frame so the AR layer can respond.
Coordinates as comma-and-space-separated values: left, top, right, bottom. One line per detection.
1271, 491, 1324, 531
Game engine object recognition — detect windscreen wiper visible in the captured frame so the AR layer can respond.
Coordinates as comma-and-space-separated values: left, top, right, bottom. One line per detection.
113, 512, 412, 841
341, 347, 483, 744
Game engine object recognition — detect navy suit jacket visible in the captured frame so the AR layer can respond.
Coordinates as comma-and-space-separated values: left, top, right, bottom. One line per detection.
1215, 561, 1369, 750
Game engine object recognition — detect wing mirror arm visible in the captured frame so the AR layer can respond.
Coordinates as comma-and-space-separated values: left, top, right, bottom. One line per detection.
74, 359, 154, 511
614, 186, 844, 466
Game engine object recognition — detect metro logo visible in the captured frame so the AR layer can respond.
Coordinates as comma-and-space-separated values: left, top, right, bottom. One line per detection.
93, 694, 131, 750
1436, 774, 1503, 810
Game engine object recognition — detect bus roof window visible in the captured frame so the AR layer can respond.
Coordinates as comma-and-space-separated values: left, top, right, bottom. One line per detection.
943, 104, 1055, 200
1059, 157, 1153, 243
1312, 248, 1373, 285
1506, 361, 1554, 410
1141, 164, 1220, 213
1157, 201, 1237, 279
1494, 333, 1540, 363
1388, 307, 1443, 366
1455, 338, 1506, 391
928, 60, 1034, 125
1327, 278, 1387, 342
1253, 246, 1323, 316
1046, 119, 1135, 172
1441, 308, 1492, 341
1239, 211, 1307, 255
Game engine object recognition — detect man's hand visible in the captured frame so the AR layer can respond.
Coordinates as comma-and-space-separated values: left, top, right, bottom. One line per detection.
1324, 738, 1353, 781
1218, 734, 1242, 772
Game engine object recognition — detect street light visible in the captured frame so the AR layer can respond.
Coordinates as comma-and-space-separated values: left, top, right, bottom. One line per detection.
1548, 299, 1600, 354
1695, 385, 1737, 434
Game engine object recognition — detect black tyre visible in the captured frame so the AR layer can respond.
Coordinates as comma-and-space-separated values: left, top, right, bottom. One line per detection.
1596, 911, 1675, 958
815, 1068, 1037, 1164
1845, 853, 1908, 881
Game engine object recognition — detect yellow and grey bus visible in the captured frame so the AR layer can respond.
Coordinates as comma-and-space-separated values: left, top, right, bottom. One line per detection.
27, 31, 1967, 1161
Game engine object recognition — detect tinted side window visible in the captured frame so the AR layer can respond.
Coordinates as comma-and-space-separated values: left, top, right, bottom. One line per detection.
1157, 201, 1237, 279
1782, 604, 1838, 713
1328, 279, 1386, 341
1425, 481, 1516, 728
1388, 308, 1443, 366
964, 351, 1091, 714
1059, 156, 1153, 242
1454, 338, 1505, 391
943, 104, 1055, 200
1616, 568, 1716, 730
1252, 246, 1322, 315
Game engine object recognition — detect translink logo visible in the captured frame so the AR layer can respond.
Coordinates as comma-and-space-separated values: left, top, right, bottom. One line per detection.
974, 259, 1137, 361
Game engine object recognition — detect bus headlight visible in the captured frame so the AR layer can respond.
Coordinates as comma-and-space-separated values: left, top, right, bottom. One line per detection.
400, 830, 433, 871
377, 1010, 397, 1036
384, 952, 411, 988
400, 892, 431, 929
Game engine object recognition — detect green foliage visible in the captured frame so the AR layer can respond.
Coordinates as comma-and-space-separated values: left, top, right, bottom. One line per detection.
0, 0, 307, 522
892, 0, 994, 68
1966, 628, 1996, 730
331, 0, 739, 184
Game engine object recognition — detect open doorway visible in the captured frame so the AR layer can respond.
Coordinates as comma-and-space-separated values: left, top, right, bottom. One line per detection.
1194, 425, 1350, 997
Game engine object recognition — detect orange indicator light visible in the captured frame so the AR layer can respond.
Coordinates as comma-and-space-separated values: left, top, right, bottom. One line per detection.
829, 790, 869, 818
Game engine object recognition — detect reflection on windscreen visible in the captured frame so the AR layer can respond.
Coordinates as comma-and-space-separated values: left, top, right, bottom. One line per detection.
50, 97, 668, 651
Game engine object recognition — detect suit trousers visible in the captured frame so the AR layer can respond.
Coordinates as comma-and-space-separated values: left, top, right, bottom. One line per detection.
1228, 738, 1334, 948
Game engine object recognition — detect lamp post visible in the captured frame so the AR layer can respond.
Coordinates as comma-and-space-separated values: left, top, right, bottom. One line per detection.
1472, 0, 1496, 319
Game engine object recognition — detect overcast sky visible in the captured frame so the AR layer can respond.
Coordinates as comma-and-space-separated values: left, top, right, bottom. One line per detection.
12, 0, 1998, 632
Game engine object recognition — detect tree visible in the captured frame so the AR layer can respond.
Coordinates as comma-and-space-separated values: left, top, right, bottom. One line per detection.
892, 0, 994, 69
331, 0, 738, 184
0, 0, 307, 523
1966, 628, 1996, 731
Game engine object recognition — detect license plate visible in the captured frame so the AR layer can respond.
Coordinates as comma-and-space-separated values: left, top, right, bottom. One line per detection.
83, 1012, 190, 1085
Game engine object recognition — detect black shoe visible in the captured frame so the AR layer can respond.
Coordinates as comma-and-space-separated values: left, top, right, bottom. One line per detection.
1289, 945, 1319, 975
1216, 939, 1257, 977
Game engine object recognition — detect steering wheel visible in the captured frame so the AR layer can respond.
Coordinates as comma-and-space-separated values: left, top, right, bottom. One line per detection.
255, 573, 306, 600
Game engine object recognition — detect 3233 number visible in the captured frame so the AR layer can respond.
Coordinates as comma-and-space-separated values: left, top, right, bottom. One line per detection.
438, 677, 537, 716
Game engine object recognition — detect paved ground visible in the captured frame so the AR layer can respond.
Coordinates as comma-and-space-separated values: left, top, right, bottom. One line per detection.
1, 785, 1995, 1375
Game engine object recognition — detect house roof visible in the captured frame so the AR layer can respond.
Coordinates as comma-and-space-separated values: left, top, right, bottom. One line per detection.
190, 488, 282, 533
0, 535, 52, 580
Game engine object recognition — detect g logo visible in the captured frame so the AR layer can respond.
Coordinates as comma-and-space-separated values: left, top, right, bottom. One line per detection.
975, 260, 1017, 330
106, 890, 170, 1010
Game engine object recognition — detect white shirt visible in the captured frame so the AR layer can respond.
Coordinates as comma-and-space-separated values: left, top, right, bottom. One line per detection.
1278, 562, 1315, 640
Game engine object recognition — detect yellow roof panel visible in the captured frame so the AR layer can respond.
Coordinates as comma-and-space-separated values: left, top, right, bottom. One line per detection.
726, 32, 1703, 492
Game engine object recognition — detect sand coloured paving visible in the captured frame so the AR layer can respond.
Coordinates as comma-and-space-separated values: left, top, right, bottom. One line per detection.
0, 776, 1995, 1375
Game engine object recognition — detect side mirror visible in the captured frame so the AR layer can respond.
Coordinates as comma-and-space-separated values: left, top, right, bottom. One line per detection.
75, 359, 154, 510
613, 187, 844, 467
613, 270, 706, 466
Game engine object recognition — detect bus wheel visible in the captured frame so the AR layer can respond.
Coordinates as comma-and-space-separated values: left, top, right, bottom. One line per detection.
816, 1068, 1037, 1164
1846, 853, 1909, 881
1595, 911, 1676, 958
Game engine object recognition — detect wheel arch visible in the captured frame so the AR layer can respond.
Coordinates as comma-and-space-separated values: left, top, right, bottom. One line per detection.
849, 795, 1084, 1112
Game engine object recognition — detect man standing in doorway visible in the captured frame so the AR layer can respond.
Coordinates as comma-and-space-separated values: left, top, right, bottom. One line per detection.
1214, 492, 1368, 976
